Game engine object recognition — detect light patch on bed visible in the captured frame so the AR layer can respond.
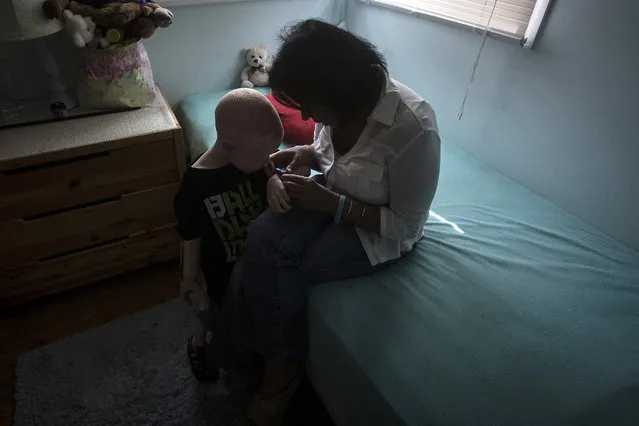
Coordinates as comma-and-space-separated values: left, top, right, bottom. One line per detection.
430, 211, 465, 234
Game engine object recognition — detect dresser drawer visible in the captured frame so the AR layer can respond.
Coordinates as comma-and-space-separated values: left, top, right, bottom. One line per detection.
0, 139, 178, 221
0, 86, 185, 307
0, 225, 180, 307
0, 183, 178, 268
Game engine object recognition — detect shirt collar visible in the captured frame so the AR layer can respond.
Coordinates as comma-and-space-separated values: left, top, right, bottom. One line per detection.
370, 76, 401, 127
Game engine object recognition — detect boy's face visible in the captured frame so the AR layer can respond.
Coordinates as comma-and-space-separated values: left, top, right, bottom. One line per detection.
228, 134, 280, 173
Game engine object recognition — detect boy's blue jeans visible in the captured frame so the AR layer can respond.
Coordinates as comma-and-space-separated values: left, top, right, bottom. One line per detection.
209, 203, 391, 369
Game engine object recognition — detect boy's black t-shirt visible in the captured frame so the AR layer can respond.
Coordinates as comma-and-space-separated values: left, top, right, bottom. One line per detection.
174, 163, 268, 305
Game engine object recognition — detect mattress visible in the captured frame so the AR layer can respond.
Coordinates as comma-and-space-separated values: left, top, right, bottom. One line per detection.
307, 141, 639, 425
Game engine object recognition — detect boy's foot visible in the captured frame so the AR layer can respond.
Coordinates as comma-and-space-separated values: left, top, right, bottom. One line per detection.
186, 336, 219, 382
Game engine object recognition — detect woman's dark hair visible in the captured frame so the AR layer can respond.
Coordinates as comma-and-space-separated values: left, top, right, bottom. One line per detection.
269, 19, 388, 123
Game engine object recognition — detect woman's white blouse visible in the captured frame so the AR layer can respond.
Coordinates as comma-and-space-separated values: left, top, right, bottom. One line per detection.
314, 78, 441, 266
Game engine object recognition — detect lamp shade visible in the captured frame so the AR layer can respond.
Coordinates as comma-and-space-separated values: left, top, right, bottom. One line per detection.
0, 0, 62, 41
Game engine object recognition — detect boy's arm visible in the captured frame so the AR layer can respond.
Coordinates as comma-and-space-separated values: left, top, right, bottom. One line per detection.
180, 238, 203, 298
174, 176, 208, 303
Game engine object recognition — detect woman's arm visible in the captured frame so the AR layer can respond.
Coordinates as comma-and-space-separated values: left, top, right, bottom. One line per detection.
315, 192, 382, 234
308, 130, 440, 237
379, 130, 440, 239
279, 175, 384, 232
282, 130, 439, 236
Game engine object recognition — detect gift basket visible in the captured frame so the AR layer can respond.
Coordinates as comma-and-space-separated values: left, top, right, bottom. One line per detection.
42, 0, 174, 109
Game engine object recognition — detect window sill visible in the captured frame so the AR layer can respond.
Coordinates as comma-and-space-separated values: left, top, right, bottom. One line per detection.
357, 0, 525, 46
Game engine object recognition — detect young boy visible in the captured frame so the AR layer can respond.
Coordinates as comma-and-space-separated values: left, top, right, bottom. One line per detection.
174, 88, 287, 381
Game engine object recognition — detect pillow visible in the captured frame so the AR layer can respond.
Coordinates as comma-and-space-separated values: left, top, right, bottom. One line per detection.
266, 93, 315, 145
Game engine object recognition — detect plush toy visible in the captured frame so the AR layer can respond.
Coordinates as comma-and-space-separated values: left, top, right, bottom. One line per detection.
129, 15, 158, 38
240, 45, 270, 88
62, 9, 95, 48
67, 1, 173, 28
42, 0, 70, 20
42, 0, 173, 45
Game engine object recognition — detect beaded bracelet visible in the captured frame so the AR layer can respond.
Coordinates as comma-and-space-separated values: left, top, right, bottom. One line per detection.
344, 200, 354, 222
356, 205, 367, 227
334, 195, 346, 225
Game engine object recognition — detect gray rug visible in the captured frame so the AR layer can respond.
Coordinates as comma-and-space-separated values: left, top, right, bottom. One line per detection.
14, 299, 249, 426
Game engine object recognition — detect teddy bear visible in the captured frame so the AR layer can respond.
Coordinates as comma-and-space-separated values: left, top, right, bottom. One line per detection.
240, 45, 270, 88
62, 9, 95, 48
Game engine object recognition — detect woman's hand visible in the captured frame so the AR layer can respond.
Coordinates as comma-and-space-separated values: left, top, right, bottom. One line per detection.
270, 145, 316, 175
281, 174, 337, 213
267, 175, 291, 213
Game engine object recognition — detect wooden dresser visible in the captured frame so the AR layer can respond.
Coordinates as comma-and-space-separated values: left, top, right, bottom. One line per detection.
0, 88, 185, 308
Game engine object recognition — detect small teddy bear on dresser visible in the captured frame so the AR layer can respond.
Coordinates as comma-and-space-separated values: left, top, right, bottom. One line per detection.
240, 44, 270, 88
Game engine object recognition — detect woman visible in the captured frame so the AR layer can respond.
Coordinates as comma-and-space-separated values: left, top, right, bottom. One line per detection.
213, 19, 441, 425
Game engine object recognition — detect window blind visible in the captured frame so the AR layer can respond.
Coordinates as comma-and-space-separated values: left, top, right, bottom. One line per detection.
370, 0, 538, 40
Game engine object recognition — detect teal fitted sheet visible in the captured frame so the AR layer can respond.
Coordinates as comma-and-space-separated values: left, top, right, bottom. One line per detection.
307, 142, 639, 425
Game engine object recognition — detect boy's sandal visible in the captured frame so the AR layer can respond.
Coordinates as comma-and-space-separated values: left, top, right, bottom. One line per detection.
246, 364, 304, 426
186, 336, 219, 383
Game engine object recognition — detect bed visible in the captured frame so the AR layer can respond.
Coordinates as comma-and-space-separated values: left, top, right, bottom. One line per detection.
178, 89, 639, 426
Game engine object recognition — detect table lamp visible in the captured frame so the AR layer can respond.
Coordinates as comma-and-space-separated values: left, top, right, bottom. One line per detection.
0, 0, 76, 127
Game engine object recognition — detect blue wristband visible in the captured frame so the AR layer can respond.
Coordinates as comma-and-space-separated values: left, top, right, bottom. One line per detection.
334, 195, 346, 225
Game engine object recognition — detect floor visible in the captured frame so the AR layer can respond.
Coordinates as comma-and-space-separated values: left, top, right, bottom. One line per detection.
0, 260, 334, 426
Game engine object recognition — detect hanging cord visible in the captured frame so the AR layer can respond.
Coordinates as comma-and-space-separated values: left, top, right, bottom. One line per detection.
457, 0, 498, 120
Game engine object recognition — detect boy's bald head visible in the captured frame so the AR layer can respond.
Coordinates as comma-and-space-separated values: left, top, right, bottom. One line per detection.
216, 88, 283, 143
215, 88, 283, 172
